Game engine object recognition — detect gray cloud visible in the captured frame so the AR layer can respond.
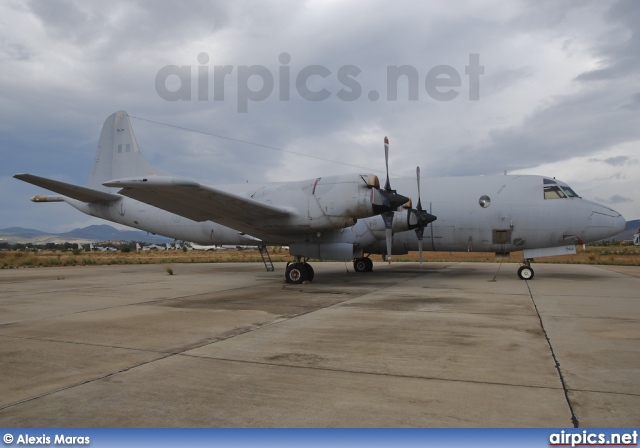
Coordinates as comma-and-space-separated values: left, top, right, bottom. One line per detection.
621, 92, 640, 110
589, 156, 639, 166
575, 0, 640, 82
2, 0, 639, 230
595, 194, 634, 204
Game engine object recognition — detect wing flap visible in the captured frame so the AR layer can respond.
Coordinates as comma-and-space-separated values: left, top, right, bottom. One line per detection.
103, 176, 292, 225
14, 174, 121, 202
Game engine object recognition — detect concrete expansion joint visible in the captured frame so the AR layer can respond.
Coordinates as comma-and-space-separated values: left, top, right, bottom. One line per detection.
0, 333, 170, 355
184, 354, 566, 392
568, 388, 640, 397
526, 282, 580, 428
0, 353, 173, 412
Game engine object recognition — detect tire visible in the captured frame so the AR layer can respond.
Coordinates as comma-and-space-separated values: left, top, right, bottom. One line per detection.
303, 263, 314, 282
364, 257, 373, 272
518, 266, 534, 280
285, 263, 307, 284
354, 258, 367, 272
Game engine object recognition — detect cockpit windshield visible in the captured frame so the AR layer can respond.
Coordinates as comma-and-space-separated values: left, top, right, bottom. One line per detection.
543, 179, 581, 199
562, 187, 580, 198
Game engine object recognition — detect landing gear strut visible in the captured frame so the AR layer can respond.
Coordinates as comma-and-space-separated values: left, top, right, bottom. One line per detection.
285, 258, 314, 284
353, 257, 373, 272
517, 259, 534, 280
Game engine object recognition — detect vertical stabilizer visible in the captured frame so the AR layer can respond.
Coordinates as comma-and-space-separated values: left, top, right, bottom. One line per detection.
87, 111, 162, 192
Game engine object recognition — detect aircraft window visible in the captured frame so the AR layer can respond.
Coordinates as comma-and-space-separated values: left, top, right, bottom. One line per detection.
544, 185, 567, 199
562, 187, 580, 198
543, 178, 557, 185
479, 195, 491, 208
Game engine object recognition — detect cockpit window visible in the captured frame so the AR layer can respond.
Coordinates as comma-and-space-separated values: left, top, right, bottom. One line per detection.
544, 185, 567, 199
543, 185, 581, 199
562, 187, 580, 198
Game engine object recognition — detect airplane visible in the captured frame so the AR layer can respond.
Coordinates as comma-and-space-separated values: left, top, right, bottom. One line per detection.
14, 111, 626, 283
89, 243, 117, 252
140, 243, 166, 251
189, 242, 221, 251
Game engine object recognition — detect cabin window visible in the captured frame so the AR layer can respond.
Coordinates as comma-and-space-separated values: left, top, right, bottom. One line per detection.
479, 195, 491, 208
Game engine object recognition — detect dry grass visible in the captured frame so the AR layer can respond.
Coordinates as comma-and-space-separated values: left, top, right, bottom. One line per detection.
1, 245, 639, 269
0, 248, 288, 269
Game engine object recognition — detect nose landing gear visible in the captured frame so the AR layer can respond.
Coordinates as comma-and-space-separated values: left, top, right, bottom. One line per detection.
517, 259, 534, 280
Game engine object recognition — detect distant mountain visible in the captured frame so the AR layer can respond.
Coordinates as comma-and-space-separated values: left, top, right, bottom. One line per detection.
2, 220, 638, 245
0, 225, 173, 244
614, 219, 640, 242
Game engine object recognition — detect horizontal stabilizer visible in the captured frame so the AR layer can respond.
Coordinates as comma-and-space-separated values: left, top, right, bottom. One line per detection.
14, 174, 121, 203
103, 176, 292, 228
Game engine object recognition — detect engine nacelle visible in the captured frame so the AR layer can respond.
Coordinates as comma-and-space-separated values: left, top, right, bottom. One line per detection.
252, 173, 411, 233
391, 208, 421, 233
309, 173, 382, 220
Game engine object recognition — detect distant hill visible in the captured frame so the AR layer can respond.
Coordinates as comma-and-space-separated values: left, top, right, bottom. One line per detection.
614, 219, 640, 242
0, 225, 173, 244
2, 220, 638, 245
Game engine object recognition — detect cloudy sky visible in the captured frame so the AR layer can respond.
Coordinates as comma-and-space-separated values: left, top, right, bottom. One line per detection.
1, 0, 638, 232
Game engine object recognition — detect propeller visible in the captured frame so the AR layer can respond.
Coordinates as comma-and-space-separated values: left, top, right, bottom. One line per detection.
378, 137, 401, 264
369, 138, 432, 266
383, 137, 393, 264
415, 167, 425, 268
410, 166, 437, 268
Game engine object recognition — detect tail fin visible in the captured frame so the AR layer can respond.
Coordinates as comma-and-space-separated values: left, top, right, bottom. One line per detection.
87, 111, 163, 192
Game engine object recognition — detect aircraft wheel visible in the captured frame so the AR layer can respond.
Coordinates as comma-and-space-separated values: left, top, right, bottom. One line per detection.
354, 258, 368, 272
285, 262, 308, 284
518, 266, 534, 280
303, 263, 314, 282
364, 257, 373, 272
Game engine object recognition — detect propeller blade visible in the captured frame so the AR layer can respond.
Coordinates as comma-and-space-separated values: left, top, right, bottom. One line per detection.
384, 136, 391, 191
381, 210, 394, 265
415, 225, 425, 269
416, 166, 422, 211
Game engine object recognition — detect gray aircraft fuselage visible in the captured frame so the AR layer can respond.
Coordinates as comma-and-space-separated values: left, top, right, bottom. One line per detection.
66, 174, 624, 256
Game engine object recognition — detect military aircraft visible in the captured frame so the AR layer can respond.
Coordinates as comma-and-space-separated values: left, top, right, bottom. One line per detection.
89, 243, 117, 252
189, 242, 222, 251
140, 243, 167, 251
15, 111, 626, 283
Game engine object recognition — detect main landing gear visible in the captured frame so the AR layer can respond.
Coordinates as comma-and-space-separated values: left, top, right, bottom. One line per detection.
353, 257, 373, 273
285, 258, 314, 284
517, 259, 534, 280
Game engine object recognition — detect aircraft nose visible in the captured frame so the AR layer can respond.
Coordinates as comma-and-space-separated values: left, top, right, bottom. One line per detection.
585, 205, 626, 242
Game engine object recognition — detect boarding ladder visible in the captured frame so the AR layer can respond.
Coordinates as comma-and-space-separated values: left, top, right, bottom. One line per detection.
258, 245, 275, 271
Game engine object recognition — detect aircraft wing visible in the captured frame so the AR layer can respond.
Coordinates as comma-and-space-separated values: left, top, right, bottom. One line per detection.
14, 174, 121, 202
103, 176, 293, 229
